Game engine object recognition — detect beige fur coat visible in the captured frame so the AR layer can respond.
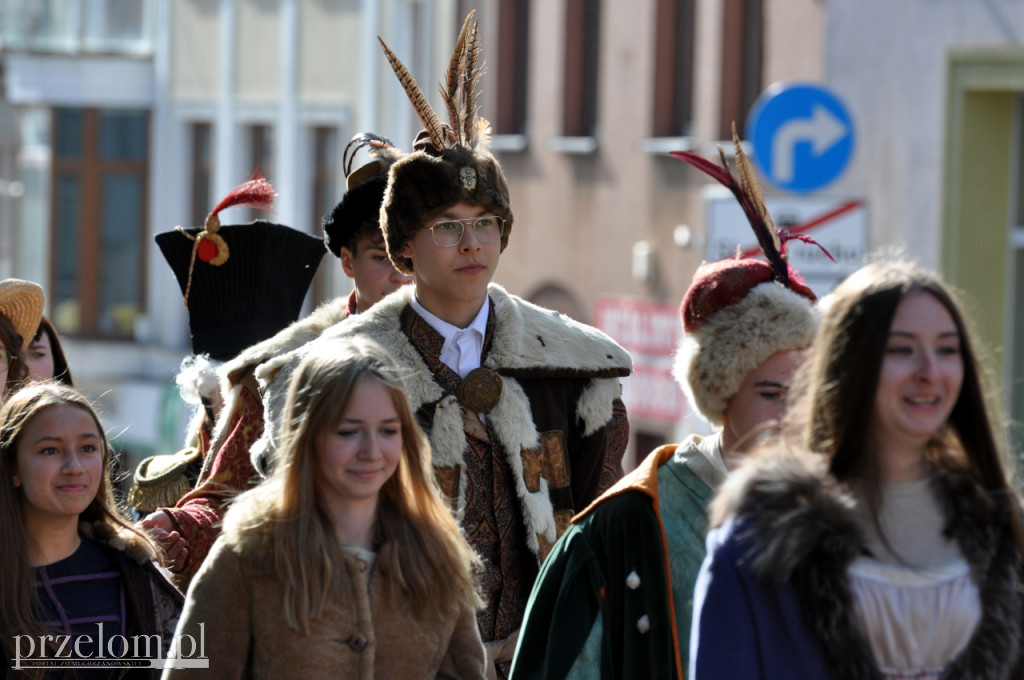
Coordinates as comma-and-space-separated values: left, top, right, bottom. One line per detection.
164, 527, 486, 680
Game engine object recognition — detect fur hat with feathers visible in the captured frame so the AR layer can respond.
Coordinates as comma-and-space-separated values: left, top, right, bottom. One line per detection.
377, 11, 513, 275
673, 277, 818, 426
670, 125, 827, 427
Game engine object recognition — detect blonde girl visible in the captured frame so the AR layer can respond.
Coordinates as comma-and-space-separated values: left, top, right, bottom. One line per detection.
167, 336, 485, 679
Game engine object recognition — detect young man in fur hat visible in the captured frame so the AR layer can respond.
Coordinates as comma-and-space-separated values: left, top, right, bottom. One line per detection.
139, 140, 411, 587
509, 143, 821, 680
255, 14, 631, 678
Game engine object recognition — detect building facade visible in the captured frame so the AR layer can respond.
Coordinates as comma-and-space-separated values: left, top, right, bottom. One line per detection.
2, 0, 1023, 467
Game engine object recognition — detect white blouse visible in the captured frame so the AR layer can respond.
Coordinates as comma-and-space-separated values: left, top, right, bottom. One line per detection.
849, 556, 980, 680
849, 476, 981, 680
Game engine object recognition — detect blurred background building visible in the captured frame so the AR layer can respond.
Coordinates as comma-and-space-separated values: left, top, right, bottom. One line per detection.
0, 0, 1022, 471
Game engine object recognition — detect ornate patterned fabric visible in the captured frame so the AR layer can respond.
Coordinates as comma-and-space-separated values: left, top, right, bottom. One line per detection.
402, 306, 536, 645
164, 384, 265, 588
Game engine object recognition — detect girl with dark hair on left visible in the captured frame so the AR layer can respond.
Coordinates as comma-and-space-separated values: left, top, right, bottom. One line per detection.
26, 316, 74, 387
0, 382, 183, 678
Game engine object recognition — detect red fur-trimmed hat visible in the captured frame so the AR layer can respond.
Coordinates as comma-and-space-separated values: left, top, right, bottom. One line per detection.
670, 125, 828, 426
673, 259, 817, 426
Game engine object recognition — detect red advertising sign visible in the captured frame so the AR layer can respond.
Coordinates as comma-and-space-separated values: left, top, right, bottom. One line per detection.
595, 297, 684, 423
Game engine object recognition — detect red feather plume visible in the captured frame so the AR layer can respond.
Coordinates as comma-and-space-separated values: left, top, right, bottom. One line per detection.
209, 171, 276, 218
670, 125, 832, 291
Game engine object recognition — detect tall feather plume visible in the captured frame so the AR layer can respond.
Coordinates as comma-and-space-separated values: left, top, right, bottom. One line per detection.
461, 17, 482, 147
670, 125, 795, 288
378, 37, 448, 151
731, 123, 782, 268
209, 171, 275, 218
442, 13, 474, 144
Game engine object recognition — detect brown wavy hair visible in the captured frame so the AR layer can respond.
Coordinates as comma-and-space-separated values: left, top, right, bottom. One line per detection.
224, 336, 481, 632
0, 382, 161, 675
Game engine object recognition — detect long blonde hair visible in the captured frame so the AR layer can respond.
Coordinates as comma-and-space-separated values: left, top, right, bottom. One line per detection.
225, 337, 481, 632
0, 382, 162, 674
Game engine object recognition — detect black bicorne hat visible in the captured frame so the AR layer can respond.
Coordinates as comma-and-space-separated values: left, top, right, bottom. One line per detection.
157, 176, 325, 361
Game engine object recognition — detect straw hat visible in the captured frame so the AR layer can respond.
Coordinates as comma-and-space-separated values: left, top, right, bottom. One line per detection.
0, 279, 44, 346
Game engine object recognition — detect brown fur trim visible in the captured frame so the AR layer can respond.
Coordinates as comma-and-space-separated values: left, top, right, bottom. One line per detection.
714, 449, 1024, 680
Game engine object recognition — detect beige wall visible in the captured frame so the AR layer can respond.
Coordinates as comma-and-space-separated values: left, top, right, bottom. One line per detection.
488, 0, 824, 320
171, 0, 369, 108
465, 0, 824, 446
299, 0, 364, 105
764, 0, 824, 84
236, 0, 281, 102
171, 0, 219, 99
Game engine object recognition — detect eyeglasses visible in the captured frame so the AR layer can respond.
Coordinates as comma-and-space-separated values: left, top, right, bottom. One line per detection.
424, 216, 504, 248
0, 351, 13, 372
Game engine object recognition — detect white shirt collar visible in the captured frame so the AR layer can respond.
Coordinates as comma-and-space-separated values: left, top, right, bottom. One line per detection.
410, 297, 489, 378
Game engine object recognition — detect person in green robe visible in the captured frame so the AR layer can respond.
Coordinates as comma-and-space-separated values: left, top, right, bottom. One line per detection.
510, 140, 823, 680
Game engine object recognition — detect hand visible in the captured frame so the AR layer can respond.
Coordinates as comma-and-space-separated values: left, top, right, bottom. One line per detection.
139, 511, 189, 573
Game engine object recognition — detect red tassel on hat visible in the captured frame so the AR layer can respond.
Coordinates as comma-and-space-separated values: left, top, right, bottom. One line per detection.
176, 172, 277, 308
197, 171, 276, 263
208, 171, 276, 222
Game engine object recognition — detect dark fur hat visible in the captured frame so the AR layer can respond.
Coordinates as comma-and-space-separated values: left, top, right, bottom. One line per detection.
322, 133, 404, 258
382, 140, 513, 274
378, 12, 513, 275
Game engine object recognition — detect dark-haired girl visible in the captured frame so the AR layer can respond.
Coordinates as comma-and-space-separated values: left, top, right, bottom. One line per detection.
690, 261, 1024, 680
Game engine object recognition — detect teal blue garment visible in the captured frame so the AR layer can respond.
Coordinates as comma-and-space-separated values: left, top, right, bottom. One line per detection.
658, 454, 716, 673
510, 439, 721, 680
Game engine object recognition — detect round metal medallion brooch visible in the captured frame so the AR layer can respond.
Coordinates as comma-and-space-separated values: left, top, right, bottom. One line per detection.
456, 367, 503, 413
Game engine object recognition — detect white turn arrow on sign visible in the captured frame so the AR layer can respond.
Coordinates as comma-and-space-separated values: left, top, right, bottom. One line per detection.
771, 104, 847, 183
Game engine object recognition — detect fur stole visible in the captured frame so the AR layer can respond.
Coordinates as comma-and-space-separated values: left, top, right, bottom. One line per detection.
711, 448, 1024, 680
253, 283, 631, 558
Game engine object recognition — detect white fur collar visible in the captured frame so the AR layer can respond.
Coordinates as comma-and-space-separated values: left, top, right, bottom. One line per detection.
253, 284, 630, 559
257, 283, 630, 418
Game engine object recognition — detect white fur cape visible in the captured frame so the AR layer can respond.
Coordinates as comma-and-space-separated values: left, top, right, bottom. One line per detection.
254, 284, 632, 559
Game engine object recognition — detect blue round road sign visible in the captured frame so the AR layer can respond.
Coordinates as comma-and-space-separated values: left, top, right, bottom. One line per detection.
745, 82, 854, 194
